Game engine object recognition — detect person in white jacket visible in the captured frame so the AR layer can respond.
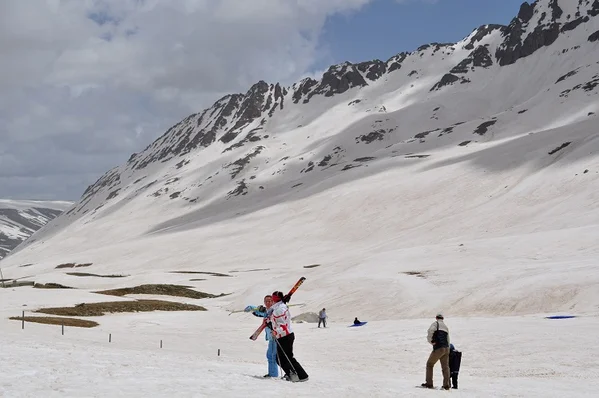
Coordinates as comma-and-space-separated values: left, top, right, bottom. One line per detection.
422, 313, 451, 390
266, 290, 309, 382
318, 308, 327, 328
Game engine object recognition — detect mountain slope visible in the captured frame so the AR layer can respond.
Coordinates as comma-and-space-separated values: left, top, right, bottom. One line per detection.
2, 0, 599, 319
0, 200, 73, 260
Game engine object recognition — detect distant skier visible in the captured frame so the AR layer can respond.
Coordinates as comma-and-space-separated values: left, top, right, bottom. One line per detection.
353, 317, 361, 325
449, 343, 462, 389
266, 290, 309, 382
318, 308, 327, 328
421, 313, 451, 390
244, 295, 278, 378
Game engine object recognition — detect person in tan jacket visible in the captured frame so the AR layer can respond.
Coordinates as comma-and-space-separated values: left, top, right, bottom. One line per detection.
421, 313, 451, 390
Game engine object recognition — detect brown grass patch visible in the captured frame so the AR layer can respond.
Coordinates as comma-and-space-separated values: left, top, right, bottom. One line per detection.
95, 284, 228, 299
66, 272, 128, 278
304, 264, 321, 269
33, 283, 74, 289
9, 316, 99, 328
55, 262, 93, 269
35, 299, 206, 317
171, 271, 231, 277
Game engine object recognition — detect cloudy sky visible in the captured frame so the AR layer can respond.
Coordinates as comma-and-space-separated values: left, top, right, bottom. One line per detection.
0, 0, 523, 201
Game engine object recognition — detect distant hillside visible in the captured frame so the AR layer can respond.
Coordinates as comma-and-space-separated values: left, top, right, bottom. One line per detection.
0, 200, 73, 259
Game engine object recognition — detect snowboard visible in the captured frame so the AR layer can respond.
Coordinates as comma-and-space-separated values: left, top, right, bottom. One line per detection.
249, 277, 306, 340
349, 321, 367, 327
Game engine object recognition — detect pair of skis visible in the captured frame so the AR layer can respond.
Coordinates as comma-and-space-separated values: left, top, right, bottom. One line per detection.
249, 277, 306, 340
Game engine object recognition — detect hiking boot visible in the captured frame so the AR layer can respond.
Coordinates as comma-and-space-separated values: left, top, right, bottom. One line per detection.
421, 383, 434, 389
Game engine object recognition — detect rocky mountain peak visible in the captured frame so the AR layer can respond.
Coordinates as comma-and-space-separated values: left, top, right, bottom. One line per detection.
65, 0, 599, 221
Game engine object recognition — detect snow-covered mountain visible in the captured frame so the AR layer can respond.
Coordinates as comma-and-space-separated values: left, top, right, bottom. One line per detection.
0, 200, 72, 260
2, 0, 599, 318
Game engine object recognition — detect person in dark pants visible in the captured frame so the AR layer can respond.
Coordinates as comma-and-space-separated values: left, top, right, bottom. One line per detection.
267, 290, 309, 382
318, 308, 327, 328
449, 344, 462, 389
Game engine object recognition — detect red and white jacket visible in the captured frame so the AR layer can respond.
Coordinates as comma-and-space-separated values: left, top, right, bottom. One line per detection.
268, 301, 293, 338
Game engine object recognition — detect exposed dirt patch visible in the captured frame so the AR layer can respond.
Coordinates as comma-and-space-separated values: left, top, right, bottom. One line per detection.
548, 142, 572, 155
171, 271, 232, 277
9, 316, 99, 328
55, 262, 93, 269
230, 268, 270, 273
19, 264, 34, 268
405, 154, 430, 159
33, 283, 74, 289
66, 272, 128, 278
402, 271, 427, 279
304, 264, 321, 269
189, 279, 207, 281
342, 164, 362, 171
473, 120, 497, 136
95, 284, 227, 299
292, 312, 319, 323
35, 300, 207, 317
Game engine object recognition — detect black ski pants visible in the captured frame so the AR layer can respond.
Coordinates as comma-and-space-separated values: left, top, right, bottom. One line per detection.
275, 333, 308, 380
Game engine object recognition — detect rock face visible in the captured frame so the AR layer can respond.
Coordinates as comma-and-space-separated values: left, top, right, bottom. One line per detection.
0, 200, 72, 259
494, 0, 597, 66
451, 46, 494, 74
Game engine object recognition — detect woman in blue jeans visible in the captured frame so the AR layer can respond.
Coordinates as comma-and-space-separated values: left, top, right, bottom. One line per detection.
245, 295, 278, 378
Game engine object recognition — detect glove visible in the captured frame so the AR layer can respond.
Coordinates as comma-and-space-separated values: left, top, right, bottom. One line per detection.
265, 321, 273, 329
257, 305, 266, 312
282, 294, 291, 304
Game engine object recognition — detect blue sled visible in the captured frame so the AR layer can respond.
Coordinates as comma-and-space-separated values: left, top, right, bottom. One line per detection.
349, 321, 368, 327
545, 315, 576, 319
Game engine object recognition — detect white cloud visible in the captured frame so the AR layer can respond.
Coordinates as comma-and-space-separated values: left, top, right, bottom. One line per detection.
0, 0, 373, 200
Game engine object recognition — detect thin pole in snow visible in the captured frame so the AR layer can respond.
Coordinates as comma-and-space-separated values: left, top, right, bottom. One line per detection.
160, 340, 162, 349
22, 311, 24, 329
218, 349, 220, 356
62, 324, 64, 335
109, 333, 112, 343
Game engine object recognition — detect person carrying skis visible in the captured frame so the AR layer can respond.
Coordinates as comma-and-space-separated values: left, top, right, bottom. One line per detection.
421, 313, 451, 390
318, 308, 327, 328
449, 343, 462, 389
244, 295, 278, 378
265, 290, 309, 382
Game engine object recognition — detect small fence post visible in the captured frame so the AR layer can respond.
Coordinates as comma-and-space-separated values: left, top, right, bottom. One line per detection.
109, 333, 112, 343
218, 349, 220, 356
62, 324, 64, 335
22, 311, 24, 329
160, 340, 163, 349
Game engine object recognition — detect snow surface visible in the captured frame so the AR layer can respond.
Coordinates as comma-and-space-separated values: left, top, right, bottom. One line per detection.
1, 1, 599, 396
1, 289, 599, 397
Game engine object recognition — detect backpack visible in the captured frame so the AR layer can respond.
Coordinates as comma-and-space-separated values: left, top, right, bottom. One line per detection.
432, 321, 449, 349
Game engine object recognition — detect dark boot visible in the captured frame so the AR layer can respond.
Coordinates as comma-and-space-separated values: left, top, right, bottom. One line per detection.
451, 373, 458, 389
